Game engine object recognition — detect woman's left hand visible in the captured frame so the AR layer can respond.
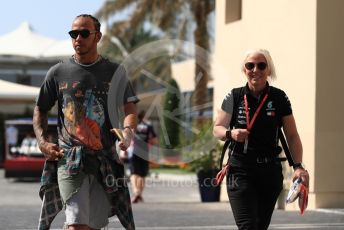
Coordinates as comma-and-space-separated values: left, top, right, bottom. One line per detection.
292, 168, 309, 188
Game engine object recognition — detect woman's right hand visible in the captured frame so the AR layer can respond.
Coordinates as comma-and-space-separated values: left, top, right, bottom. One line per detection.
230, 129, 250, 142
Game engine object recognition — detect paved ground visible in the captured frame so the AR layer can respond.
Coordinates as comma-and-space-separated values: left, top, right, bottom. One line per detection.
1, 169, 344, 229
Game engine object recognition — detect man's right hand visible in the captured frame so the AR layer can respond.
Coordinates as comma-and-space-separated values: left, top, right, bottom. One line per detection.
39, 142, 64, 161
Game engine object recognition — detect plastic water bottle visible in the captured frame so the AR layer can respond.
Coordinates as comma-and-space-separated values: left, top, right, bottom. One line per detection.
286, 177, 302, 204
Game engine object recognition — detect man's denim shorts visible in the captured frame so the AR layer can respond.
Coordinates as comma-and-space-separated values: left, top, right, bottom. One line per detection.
64, 174, 110, 229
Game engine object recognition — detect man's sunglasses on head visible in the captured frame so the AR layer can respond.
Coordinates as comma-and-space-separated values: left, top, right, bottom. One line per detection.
68, 29, 97, 39
244, 62, 268, 71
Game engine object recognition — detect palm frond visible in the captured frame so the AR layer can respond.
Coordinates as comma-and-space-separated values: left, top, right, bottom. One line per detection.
95, 0, 215, 127
95, 0, 136, 20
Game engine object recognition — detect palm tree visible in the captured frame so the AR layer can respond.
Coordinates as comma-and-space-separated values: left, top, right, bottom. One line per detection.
99, 24, 171, 93
96, 0, 215, 127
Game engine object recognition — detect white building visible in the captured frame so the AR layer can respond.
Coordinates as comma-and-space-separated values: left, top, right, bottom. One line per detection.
0, 22, 73, 87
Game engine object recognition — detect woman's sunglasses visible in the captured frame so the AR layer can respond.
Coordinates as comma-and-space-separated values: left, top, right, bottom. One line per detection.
244, 62, 267, 71
68, 29, 97, 39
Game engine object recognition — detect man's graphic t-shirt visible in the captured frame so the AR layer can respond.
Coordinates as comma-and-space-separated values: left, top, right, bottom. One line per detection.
36, 57, 139, 151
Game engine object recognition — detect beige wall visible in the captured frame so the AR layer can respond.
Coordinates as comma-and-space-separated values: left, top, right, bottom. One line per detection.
314, 0, 344, 208
213, 0, 344, 208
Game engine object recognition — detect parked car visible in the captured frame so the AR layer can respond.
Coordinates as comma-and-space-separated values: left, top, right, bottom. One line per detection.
3, 118, 57, 178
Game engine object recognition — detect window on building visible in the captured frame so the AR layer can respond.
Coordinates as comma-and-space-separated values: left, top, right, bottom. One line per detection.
225, 0, 242, 24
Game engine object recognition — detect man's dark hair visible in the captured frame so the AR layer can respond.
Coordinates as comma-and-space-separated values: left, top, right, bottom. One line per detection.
76, 14, 101, 31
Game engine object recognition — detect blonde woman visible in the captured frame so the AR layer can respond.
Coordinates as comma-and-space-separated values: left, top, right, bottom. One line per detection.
213, 49, 309, 230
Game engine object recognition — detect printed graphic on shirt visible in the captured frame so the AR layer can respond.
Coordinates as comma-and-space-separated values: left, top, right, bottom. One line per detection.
266, 101, 276, 116
60, 81, 107, 151
63, 100, 103, 150
237, 100, 246, 125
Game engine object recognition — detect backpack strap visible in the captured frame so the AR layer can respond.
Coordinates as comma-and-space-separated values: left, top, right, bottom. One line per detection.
218, 139, 231, 170
217, 87, 243, 169
215, 139, 231, 185
278, 128, 295, 167
215, 88, 244, 187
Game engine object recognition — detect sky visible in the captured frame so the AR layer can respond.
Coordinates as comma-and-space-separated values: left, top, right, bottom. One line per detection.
0, 0, 106, 40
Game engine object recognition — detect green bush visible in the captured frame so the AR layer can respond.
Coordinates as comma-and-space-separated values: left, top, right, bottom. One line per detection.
184, 122, 222, 173
160, 78, 181, 156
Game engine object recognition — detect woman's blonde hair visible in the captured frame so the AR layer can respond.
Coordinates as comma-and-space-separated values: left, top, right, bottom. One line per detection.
241, 49, 277, 81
